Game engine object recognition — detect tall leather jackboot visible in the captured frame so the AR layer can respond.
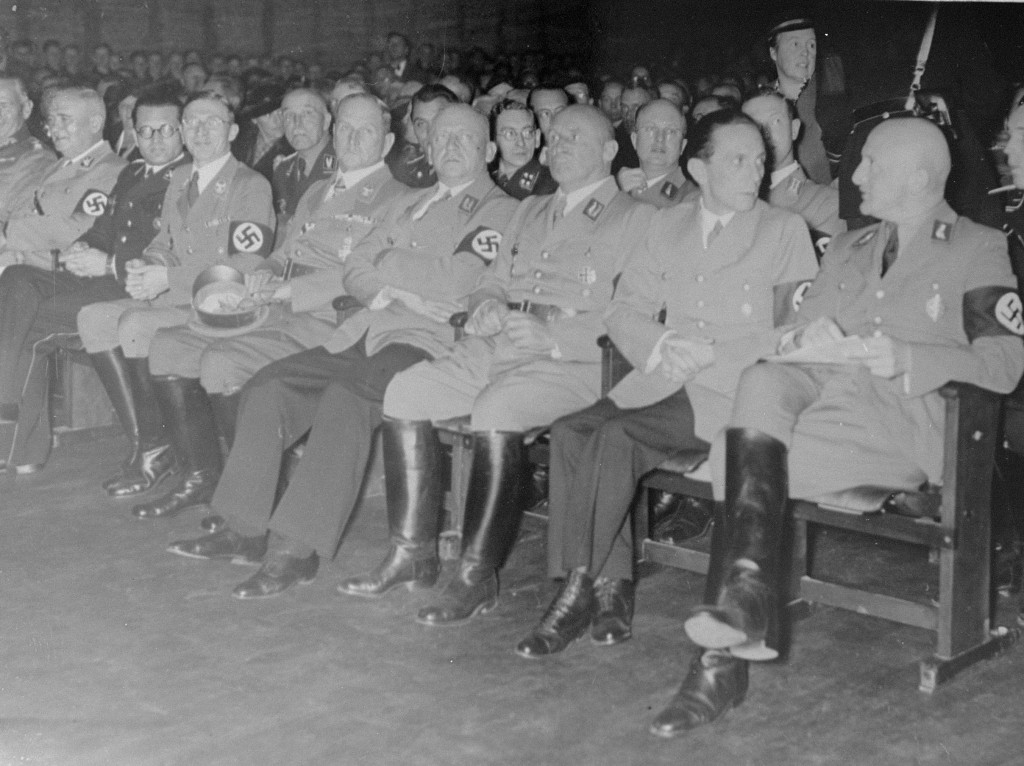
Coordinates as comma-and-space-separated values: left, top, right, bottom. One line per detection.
684, 427, 786, 662
91, 350, 177, 498
416, 431, 526, 626
338, 419, 444, 598
132, 376, 223, 519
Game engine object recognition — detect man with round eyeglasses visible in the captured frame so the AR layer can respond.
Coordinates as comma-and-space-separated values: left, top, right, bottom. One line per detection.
490, 98, 556, 200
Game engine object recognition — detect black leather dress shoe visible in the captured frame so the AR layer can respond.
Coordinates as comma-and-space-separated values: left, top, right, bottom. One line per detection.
232, 551, 319, 599
590, 577, 635, 646
415, 570, 498, 626
649, 651, 748, 738
338, 546, 440, 598
684, 562, 777, 661
515, 570, 595, 658
132, 468, 218, 519
652, 497, 715, 544
106, 444, 178, 498
167, 528, 267, 564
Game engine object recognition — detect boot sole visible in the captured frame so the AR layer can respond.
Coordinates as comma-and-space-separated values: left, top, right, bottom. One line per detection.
414, 598, 497, 627
337, 578, 438, 599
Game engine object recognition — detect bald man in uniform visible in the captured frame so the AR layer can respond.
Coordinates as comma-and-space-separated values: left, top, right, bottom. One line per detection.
650, 118, 1024, 737
0, 77, 55, 226
514, 109, 818, 660
616, 99, 695, 208
344, 105, 652, 627
742, 90, 842, 243
166, 104, 517, 600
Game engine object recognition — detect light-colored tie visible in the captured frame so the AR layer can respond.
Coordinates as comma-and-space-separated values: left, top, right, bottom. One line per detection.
551, 195, 567, 227
325, 174, 346, 201
706, 220, 723, 249
412, 188, 452, 221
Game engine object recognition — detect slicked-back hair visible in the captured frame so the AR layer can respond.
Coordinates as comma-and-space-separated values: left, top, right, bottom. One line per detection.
684, 108, 761, 164
743, 87, 798, 122
132, 83, 184, 125
489, 98, 536, 139
411, 83, 459, 109
184, 91, 236, 123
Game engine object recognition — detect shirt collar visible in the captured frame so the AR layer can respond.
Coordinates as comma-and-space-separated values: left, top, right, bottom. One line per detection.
644, 171, 670, 189
146, 152, 185, 177
65, 139, 107, 166
563, 176, 610, 216
338, 160, 385, 189
770, 161, 800, 189
194, 151, 232, 193
699, 197, 735, 248
436, 178, 474, 200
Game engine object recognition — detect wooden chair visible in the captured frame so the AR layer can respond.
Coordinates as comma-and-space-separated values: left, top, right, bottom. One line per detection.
599, 334, 1020, 691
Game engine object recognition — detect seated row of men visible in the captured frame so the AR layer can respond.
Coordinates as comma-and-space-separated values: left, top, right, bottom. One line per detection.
0, 76, 1021, 739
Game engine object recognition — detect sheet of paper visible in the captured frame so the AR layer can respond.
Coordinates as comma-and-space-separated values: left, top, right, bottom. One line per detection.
763, 335, 867, 365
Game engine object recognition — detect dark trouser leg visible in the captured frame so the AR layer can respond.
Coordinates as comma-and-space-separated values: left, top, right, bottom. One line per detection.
267, 343, 431, 556
416, 431, 526, 626
132, 376, 223, 519
209, 391, 240, 452
338, 419, 444, 597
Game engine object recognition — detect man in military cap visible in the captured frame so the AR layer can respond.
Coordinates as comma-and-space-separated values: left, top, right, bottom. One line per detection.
271, 88, 335, 242
514, 109, 817, 665
387, 84, 458, 189
616, 99, 694, 208
76, 93, 274, 517
165, 103, 517, 600
490, 98, 556, 200
0, 88, 187, 476
650, 117, 1024, 737
346, 105, 652, 628
0, 77, 55, 226
743, 89, 843, 240
143, 92, 408, 483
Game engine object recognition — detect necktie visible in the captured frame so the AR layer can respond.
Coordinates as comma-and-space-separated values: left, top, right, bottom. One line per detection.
551, 195, 567, 227
292, 156, 306, 183
412, 188, 451, 221
881, 223, 898, 277
325, 174, 346, 201
185, 171, 199, 209
706, 220, 723, 249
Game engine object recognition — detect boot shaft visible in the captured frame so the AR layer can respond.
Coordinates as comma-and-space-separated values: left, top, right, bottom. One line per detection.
381, 418, 443, 544
460, 431, 527, 572
723, 428, 787, 569
151, 376, 223, 475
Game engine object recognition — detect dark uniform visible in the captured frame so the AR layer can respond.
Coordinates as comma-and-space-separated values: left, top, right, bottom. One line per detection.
0, 153, 187, 469
270, 142, 336, 244
493, 156, 557, 200
387, 141, 435, 189
547, 199, 818, 581
0, 126, 56, 226
205, 175, 517, 558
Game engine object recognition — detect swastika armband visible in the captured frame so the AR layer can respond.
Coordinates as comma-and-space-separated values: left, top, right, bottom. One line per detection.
455, 225, 502, 263
75, 189, 109, 217
228, 221, 274, 257
963, 285, 1024, 339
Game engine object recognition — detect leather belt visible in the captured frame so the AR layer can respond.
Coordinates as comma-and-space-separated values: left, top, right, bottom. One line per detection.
506, 300, 575, 321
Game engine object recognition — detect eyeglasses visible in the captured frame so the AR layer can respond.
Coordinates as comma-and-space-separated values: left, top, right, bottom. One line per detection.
497, 126, 537, 143
135, 123, 180, 139
182, 115, 228, 132
637, 125, 684, 141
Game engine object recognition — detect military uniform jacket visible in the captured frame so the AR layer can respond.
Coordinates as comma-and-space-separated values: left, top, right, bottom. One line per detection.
471, 176, 653, 363
271, 142, 337, 242
268, 164, 409, 318
387, 142, 435, 189
631, 166, 697, 209
493, 156, 557, 201
4, 140, 125, 268
336, 174, 517, 357
789, 201, 1024, 482
606, 198, 819, 441
143, 154, 275, 304
79, 154, 190, 280
0, 126, 56, 225
768, 164, 843, 237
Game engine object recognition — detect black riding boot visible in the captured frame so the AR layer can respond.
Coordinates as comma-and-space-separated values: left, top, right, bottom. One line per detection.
91, 350, 176, 497
338, 419, 444, 597
132, 376, 223, 519
684, 428, 786, 661
417, 431, 526, 626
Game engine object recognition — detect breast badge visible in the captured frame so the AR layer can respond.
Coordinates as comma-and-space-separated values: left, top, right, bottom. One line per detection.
925, 293, 943, 322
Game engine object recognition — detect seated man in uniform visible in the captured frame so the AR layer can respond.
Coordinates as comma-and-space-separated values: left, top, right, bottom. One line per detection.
339, 105, 653, 626
611, 84, 651, 174
650, 117, 1024, 737
0, 87, 186, 480
270, 88, 335, 243
528, 86, 569, 145
166, 104, 517, 600
0, 86, 125, 471
76, 93, 274, 517
490, 98, 556, 200
0, 77, 55, 227
615, 98, 695, 208
387, 84, 458, 189
141, 93, 407, 494
742, 89, 843, 240
513, 109, 817, 659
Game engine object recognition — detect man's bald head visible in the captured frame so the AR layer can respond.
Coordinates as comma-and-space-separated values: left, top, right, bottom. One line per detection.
633, 99, 686, 177
428, 103, 494, 186
547, 105, 617, 192
853, 117, 950, 222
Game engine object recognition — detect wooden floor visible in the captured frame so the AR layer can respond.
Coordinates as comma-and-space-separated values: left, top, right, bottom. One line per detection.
2, 432, 1023, 766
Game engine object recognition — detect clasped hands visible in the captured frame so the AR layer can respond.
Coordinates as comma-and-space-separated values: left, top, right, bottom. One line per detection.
794, 316, 909, 379
656, 334, 715, 384
466, 298, 558, 353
